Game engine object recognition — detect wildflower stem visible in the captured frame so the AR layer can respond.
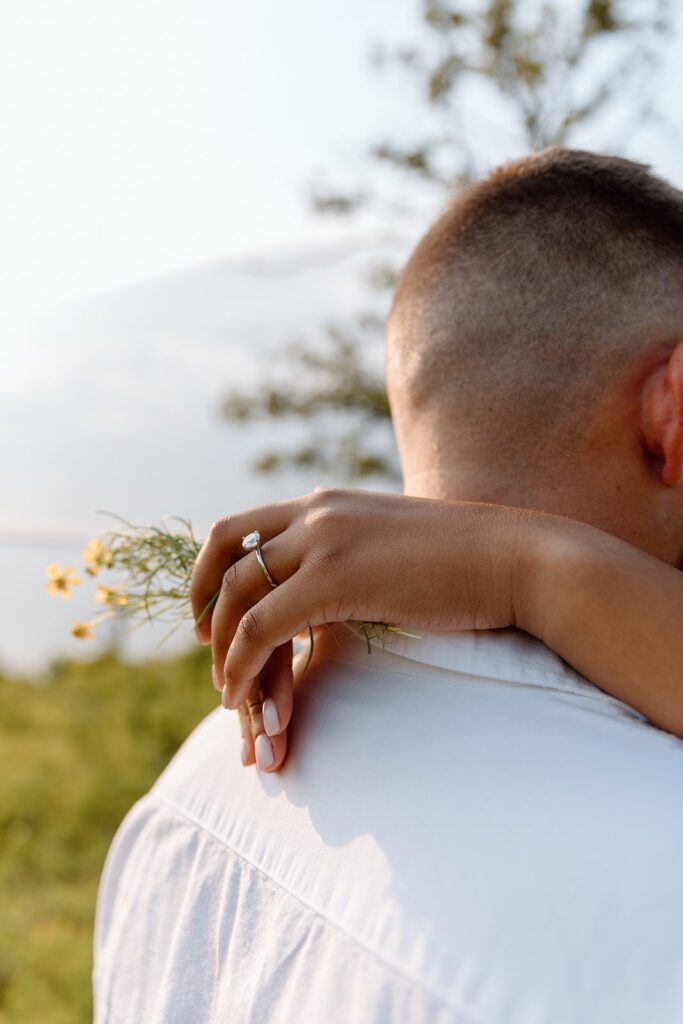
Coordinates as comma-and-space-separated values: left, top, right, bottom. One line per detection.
57, 516, 418, 661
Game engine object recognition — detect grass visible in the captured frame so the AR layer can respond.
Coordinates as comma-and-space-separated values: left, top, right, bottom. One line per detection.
0, 645, 216, 1024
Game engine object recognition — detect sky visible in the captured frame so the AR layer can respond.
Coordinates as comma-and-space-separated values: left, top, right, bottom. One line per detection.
1, 0, 682, 670
0, 0, 417, 323
2, 0, 681, 348
0, 0, 429, 671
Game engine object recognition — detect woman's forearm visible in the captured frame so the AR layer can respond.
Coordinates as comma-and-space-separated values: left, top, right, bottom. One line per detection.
190, 489, 683, 764
516, 513, 683, 735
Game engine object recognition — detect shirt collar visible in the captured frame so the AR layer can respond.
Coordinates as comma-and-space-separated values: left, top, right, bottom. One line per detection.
357, 625, 608, 702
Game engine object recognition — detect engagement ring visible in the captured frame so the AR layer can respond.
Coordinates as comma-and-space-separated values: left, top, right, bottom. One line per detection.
242, 531, 278, 589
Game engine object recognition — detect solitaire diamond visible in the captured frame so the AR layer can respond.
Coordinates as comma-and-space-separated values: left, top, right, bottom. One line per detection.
242, 531, 261, 552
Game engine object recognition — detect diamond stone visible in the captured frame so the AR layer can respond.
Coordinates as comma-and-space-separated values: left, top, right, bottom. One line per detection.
242, 531, 260, 551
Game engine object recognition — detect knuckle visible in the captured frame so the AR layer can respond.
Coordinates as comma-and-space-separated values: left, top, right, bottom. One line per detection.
239, 606, 262, 644
245, 696, 262, 716
221, 562, 240, 595
312, 542, 346, 575
207, 515, 232, 548
304, 495, 345, 539
309, 485, 337, 504
310, 487, 346, 515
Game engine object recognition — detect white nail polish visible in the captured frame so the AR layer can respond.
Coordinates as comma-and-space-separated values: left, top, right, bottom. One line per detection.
240, 739, 249, 766
221, 684, 230, 709
255, 734, 274, 770
263, 699, 280, 737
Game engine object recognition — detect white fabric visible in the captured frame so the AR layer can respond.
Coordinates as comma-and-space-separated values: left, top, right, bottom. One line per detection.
93, 627, 683, 1023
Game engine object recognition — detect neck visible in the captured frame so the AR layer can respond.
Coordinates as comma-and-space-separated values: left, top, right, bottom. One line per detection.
403, 463, 553, 509
402, 460, 669, 563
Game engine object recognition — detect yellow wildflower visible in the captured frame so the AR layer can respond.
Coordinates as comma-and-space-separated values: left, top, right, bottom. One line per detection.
83, 539, 114, 577
45, 564, 81, 599
70, 622, 95, 640
95, 585, 128, 608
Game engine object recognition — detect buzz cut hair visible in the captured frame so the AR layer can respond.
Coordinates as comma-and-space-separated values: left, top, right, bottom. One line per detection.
387, 147, 683, 464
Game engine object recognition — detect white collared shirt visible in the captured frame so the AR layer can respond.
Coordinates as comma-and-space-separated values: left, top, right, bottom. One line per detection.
94, 627, 683, 1023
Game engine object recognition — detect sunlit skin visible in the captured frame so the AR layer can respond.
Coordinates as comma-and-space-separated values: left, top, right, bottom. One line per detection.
191, 151, 683, 772
189, 338, 683, 771
394, 340, 683, 570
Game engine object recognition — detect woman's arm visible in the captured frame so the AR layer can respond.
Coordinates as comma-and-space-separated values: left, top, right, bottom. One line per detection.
190, 489, 683, 771
516, 513, 683, 735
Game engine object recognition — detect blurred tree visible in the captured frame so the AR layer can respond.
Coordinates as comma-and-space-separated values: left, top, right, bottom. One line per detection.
221, 0, 673, 481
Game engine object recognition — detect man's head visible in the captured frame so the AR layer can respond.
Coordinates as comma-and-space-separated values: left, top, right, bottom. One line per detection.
387, 147, 683, 566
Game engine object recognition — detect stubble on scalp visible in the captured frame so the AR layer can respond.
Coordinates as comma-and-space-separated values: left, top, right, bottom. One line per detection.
387, 147, 683, 476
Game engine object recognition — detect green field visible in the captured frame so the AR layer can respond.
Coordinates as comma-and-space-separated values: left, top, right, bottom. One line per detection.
0, 646, 216, 1024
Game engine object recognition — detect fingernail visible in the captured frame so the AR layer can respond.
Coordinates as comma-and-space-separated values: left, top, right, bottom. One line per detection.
263, 699, 280, 737
255, 734, 273, 771
240, 739, 249, 766
221, 684, 230, 709
212, 665, 222, 692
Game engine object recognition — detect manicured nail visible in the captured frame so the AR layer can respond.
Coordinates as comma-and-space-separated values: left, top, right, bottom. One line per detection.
255, 734, 273, 771
221, 684, 230, 709
263, 699, 280, 737
240, 739, 249, 766
211, 664, 222, 692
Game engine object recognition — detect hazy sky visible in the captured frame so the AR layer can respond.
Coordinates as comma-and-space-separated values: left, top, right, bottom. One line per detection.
1, 1, 682, 670
0, 0, 424, 669
0, 1, 417, 322
1, 0, 681, 342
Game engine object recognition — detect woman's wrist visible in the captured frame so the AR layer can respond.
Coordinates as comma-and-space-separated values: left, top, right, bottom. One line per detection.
508, 508, 590, 643
510, 508, 629, 647
437, 500, 538, 633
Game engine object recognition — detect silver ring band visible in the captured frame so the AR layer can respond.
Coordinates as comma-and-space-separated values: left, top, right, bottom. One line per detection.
242, 530, 278, 589
255, 546, 278, 589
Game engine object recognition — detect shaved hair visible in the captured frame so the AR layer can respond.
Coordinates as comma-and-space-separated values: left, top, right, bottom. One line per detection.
387, 147, 683, 471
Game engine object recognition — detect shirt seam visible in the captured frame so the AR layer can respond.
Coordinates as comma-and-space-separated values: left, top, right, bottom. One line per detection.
146, 789, 482, 1024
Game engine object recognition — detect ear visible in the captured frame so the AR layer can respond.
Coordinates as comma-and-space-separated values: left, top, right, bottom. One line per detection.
640, 340, 683, 487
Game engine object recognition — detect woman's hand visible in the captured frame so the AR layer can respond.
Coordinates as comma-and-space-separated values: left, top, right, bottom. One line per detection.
192, 487, 683, 764
189, 488, 528, 769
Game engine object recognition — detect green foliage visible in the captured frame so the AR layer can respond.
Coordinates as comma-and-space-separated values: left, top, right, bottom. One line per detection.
378, 0, 670, 162
222, 0, 673, 482
221, 318, 398, 480
0, 647, 216, 1024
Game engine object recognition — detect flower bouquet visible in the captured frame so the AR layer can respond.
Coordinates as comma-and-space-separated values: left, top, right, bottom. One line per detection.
46, 514, 415, 659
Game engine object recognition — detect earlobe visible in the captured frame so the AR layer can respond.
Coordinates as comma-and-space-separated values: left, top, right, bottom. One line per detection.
640, 340, 683, 487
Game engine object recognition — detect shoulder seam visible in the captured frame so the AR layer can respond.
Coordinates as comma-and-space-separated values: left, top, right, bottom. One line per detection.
146, 789, 481, 1024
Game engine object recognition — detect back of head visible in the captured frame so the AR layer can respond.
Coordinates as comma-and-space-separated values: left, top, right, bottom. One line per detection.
387, 148, 683, 482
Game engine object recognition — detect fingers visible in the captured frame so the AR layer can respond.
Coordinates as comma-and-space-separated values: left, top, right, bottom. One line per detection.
237, 704, 256, 766
244, 680, 288, 772
228, 655, 293, 772
234, 691, 289, 771
210, 536, 298, 700
225, 576, 329, 707
190, 500, 298, 643
258, 641, 294, 737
